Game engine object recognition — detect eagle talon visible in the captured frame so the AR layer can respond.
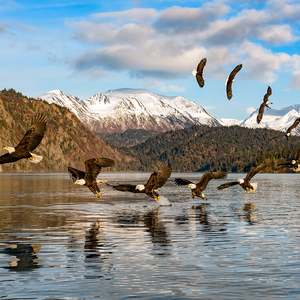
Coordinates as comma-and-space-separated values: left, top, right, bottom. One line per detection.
154, 196, 161, 202
96, 193, 102, 199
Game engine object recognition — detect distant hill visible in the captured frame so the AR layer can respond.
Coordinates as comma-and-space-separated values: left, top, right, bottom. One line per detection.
0, 89, 137, 172
119, 125, 300, 172
97, 129, 158, 147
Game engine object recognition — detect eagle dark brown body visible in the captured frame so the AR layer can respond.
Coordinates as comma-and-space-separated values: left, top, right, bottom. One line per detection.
0, 113, 47, 164
192, 58, 207, 88
275, 146, 300, 172
257, 86, 272, 124
108, 162, 172, 201
270, 118, 300, 141
226, 64, 242, 100
218, 162, 269, 193
175, 171, 227, 200
68, 157, 115, 198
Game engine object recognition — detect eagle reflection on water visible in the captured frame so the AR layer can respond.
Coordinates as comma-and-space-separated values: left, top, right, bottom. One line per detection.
3, 243, 40, 271
240, 203, 258, 225
175, 204, 227, 233
115, 207, 171, 256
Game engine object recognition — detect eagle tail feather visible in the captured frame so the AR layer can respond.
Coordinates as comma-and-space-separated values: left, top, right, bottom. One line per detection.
29, 153, 43, 163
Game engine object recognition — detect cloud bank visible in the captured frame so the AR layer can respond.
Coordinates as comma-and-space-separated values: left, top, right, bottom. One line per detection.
67, 0, 300, 89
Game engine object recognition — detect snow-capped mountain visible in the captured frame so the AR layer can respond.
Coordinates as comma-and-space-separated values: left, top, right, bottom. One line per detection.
219, 118, 242, 126
36, 88, 222, 133
240, 104, 300, 135
36, 88, 300, 136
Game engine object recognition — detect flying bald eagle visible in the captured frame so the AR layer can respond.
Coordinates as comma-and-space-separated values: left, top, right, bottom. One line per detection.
257, 86, 272, 124
270, 118, 300, 141
226, 64, 242, 100
275, 145, 300, 172
68, 157, 115, 198
217, 162, 269, 194
0, 113, 47, 165
108, 162, 172, 201
174, 171, 227, 200
191, 58, 207, 88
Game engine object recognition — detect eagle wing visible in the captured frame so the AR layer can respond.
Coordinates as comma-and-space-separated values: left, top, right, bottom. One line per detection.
151, 162, 172, 190
217, 181, 239, 190
112, 184, 144, 193
275, 163, 292, 171
174, 178, 193, 186
198, 171, 227, 190
270, 133, 287, 141
15, 113, 47, 152
263, 86, 272, 104
0, 153, 21, 164
287, 118, 300, 134
226, 64, 242, 100
85, 157, 115, 180
257, 103, 265, 124
68, 166, 86, 182
196, 58, 207, 88
244, 162, 268, 182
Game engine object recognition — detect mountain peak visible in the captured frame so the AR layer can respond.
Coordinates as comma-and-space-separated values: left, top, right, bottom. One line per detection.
36, 88, 221, 133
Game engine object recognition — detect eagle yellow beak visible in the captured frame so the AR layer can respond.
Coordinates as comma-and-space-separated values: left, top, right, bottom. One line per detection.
3, 147, 7, 150
75, 182, 78, 185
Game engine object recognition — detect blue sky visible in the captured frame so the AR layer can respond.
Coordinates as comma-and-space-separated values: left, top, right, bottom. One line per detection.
0, 0, 300, 120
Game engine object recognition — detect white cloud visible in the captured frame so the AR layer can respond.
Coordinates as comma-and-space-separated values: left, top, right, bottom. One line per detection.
92, 8, 157, 24
287, 71, 300, 90
247, 107, 256, 114
68, 1, 300, 83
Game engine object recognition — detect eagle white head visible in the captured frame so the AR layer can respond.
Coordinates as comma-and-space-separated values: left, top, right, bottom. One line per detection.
267, 101, 272, 105
136, 184, 145, 191
191, 69, 197, 77
287, 133, 291, 136
292, 160, 296, 164
237, 178, 244, 184
3, 146, 15, 154
188, 183, 197, 189
75, 179, 86, 185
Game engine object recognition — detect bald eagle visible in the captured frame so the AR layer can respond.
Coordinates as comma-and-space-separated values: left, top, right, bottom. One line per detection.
226, 64, 242, 100
108, 162, 172, 201
257, 86, 272, 124
191, 58, 207, 88
68, 157, 115, 198
217, 162, 269, 194
276, 146, 300, 172
0, 113, 47, 164
270, 118, 300, 141
174, 171, 227, 200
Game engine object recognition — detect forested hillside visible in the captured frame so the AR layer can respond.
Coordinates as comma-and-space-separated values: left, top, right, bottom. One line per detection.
0, 89, 137, 172
119, 125, 300, 172
97, 129, 158, 147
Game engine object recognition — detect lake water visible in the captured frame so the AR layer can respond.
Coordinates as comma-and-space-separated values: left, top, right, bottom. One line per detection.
1, 172, 300, 299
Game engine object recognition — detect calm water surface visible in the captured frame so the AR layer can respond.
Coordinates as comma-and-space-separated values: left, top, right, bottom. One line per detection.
0, 172, 300, 299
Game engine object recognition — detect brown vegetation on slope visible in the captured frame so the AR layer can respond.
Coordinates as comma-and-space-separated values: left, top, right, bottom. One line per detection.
0, 89, 137, 172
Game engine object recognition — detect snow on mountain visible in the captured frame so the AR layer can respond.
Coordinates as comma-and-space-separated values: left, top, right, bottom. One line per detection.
36, 89, 300, 136
240, 104, 300, 135
219, 118, 242, 126
36, 88, 222, 133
